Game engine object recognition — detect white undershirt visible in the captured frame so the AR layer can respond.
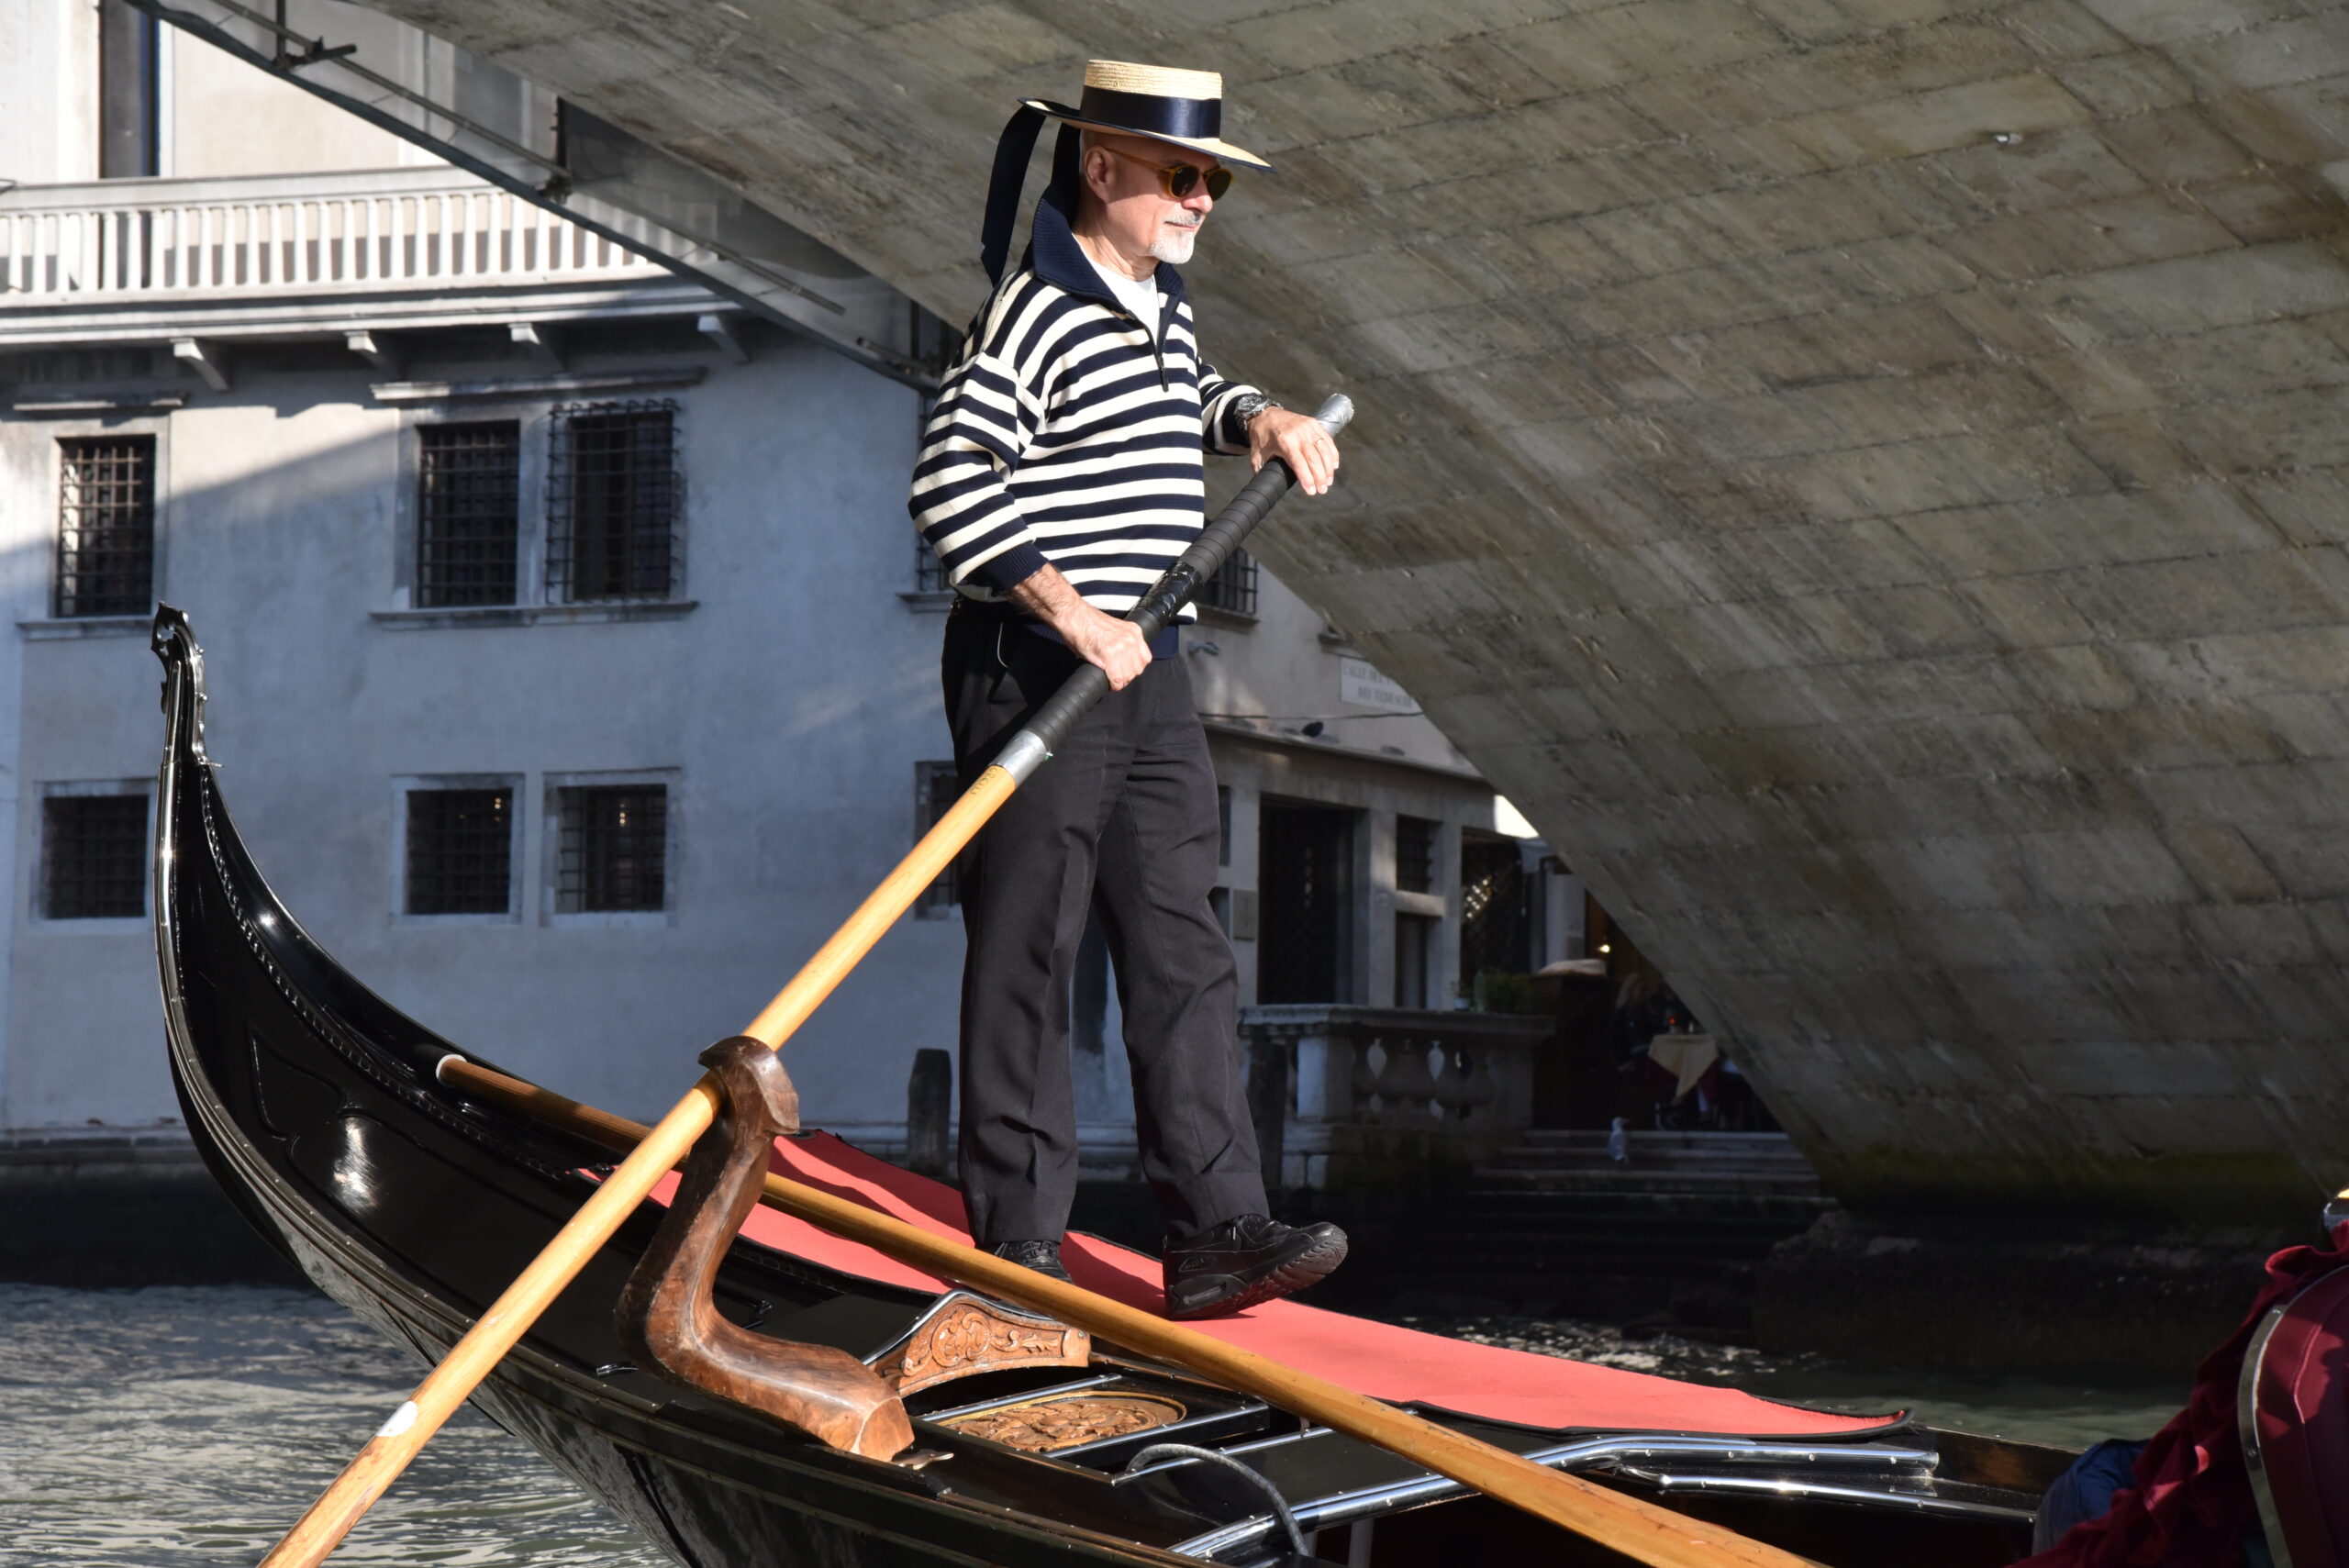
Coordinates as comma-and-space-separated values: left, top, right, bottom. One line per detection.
1102, 267, 1163, 339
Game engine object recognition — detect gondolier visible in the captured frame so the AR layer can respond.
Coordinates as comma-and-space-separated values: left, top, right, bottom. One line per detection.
910, 61, 1348, 1319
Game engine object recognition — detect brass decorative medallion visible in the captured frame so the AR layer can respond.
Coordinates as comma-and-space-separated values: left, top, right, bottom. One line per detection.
869, 1296, 1091, 1396
940, 1391, 1186, 1451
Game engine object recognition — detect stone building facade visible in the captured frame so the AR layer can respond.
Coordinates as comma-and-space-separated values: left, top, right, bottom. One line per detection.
0, 0, 1539, 1173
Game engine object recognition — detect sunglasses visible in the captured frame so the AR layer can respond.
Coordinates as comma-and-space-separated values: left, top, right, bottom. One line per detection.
1099, 144, 1233, 202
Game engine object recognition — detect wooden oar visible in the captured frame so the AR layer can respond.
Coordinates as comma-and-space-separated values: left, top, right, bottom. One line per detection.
255, 396, 1353, 1567
442, 1055, 1821, 1568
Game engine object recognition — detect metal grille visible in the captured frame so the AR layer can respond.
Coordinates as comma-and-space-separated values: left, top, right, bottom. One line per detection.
1258, 801, 1353, 1004
910, 313, 960, 595
916, 762, 961, 917
1459, 834, 1530, 990
42, 794, 147, 918
556, 784, 667, 912
547, 401, 679, 602
1395, 911, 1437, 1009
405, 788, 513, 915
1396, 815, 1436, 894
417, 423, 520, 607
1199, 547, 1259, 617
55, 437, 154, 617
914, 532, 950, 593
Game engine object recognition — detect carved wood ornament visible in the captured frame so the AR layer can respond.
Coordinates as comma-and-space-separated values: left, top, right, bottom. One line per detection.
617, 1037, 915, 1460
941, 1392, 1186, 1452
868, 1292, 1091, 1396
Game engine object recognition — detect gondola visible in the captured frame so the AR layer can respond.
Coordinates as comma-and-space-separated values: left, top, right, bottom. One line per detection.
150, 604, 2080, 1568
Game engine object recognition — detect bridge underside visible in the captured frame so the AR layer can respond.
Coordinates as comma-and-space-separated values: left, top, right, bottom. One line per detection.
348, 0, 2349, 1220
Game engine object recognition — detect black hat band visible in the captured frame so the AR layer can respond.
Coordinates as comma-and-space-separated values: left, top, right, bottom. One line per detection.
1076, 85, 1222, 142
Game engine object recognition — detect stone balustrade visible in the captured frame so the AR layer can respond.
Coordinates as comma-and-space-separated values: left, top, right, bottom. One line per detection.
1240, 1005, 1552, 1194
1, 167, 660, 301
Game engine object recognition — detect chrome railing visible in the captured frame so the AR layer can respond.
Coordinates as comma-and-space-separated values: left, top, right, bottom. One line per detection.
1160, 1431, 1954, 1560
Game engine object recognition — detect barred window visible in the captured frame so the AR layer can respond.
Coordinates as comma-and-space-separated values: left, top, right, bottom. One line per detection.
1395, 911, 1437, 1009
55, 436, 155, 618
547, 401, 679, 602
912, 307, 960, 597
914, 536, 950, 594
1459, 832, 1530, 990
405, 788, 513, 915
1198, 547, 1258, 617
555, 784, 667, 912
42, 793, 147, 919
1396, 815, 1436, 895
915, 762, 961, 917
417, 423, 519, 607
1258, 799, 1355, 1005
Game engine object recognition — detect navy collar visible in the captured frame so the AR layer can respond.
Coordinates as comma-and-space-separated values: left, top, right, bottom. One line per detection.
1025, 179, 1188, 321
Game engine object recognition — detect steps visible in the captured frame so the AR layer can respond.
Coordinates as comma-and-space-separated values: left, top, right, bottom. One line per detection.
1418, 1130, 1836, 1316
1479, 1129, 1828, 1193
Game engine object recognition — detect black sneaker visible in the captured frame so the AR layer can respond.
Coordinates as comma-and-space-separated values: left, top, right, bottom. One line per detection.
988, 1240, 1072, 1284
1161, 1215, 1347, 1319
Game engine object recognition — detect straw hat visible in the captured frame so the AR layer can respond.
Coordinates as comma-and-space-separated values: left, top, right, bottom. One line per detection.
979, 60, 1272, 284
1020, 61, 1272, 172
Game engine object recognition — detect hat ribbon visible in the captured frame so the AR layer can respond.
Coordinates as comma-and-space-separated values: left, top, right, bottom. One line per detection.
1075, 86, 1221, 142
980, 105, 1048, 285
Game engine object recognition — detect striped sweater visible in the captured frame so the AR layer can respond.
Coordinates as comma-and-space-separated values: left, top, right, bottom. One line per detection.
909, 197, 1263, 622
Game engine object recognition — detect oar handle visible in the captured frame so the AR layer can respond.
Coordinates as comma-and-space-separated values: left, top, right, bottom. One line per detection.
1006, 393, 1354, 772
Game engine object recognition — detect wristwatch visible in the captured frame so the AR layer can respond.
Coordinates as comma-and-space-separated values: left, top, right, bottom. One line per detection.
1226, 392, 1282, 443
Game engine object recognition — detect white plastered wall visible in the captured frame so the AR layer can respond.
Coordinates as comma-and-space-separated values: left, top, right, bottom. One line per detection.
0, 337, 978, 1133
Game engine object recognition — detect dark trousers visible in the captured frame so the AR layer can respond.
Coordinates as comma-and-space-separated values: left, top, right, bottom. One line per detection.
942, 606, 1266, 1246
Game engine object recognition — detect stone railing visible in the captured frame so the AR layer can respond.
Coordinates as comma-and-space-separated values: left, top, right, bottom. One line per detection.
0, 167, 662, 300
1240, 1005, 1553, 1193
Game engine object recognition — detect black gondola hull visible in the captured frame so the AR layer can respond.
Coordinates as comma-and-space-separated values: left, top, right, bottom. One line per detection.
147, 608, 2054, 1568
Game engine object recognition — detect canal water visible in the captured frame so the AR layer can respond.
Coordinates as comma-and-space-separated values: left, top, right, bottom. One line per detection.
0, 1284, 2192, 1566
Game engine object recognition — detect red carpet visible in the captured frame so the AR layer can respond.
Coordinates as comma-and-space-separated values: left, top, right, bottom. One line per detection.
647, 1131, 1902, 1439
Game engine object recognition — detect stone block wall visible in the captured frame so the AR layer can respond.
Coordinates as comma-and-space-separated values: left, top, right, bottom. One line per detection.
357, 0, 2349, 1221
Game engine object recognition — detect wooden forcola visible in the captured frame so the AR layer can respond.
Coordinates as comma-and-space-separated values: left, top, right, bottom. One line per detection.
614, 1037, 915, 1460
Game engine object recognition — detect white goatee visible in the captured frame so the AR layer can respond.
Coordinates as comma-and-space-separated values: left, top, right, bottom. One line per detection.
1148, 225, 1198, 265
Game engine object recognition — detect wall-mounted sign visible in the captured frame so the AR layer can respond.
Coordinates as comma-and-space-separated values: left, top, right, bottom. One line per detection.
1339, 658, 1415, 714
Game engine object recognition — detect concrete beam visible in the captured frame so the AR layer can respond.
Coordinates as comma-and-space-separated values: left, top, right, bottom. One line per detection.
170, 337, 229, 392
368, 365, 707, 403
108, 0, 930, 387
344, 330, 401, 376
507, 321, 563, 372
696, 310, 750, 364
